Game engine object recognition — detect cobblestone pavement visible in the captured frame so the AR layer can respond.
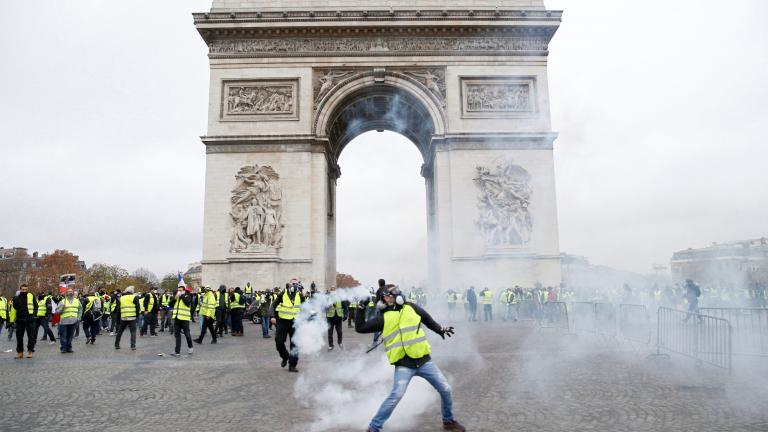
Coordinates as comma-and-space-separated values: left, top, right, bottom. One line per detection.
0, 319, 766, 432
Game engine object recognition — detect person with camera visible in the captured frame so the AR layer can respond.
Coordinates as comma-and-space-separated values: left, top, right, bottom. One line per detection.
355, 284, 465, 432
270, 279, 303, 372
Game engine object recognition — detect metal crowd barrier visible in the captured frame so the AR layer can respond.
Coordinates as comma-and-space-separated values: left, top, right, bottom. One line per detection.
538, 301, 569, 331
594, 302, 617, 337
517, 299, 537, 320
618, 304, 651, 344
699, 308, 768, 356
570, 301, 598, 333
656, 307, 732, 370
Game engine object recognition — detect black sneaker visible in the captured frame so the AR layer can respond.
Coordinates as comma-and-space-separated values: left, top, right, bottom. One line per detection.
281, 358, 288, 368
114, 346, 120, 350
211, 339, 217, 344
288, 366, 299, 373
193, 339, 202, 345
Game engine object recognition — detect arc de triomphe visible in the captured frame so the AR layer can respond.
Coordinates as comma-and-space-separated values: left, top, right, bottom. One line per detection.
195, 1, 562, 290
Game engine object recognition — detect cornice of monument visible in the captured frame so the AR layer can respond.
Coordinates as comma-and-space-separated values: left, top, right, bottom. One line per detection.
194, 9, 561, 58
194, 9, 561, 25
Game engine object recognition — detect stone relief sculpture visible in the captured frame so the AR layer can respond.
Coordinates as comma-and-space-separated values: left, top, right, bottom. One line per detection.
466, 83, 531, 112
210, 36, 548, 57
474, 160, 533, 246
314, 70, 357, 108
403, 69, 446, 106
225, 84, 294, 115
230, 164, 284, 253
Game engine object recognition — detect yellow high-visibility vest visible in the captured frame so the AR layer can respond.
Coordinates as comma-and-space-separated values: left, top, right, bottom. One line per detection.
36, 297, 48, 317
479, 290, 494, 305
120, 294, 137, 318
0, 297, 7, 319
382, 305, 431, 365
172, 296, 191, 321
199, 292, 216, 319
326, 300, 343, 318
230, 292, 245, 309
61, 297, 81, 320
276, 291, 302, 320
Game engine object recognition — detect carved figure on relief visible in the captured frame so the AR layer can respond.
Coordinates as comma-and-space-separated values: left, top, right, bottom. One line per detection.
230, 165, 284, 253
315, 70, 356, 104
227, 86, 293, 115
473, 159, 533, 246
404, 69, 446, 106
466, 84, 530, 112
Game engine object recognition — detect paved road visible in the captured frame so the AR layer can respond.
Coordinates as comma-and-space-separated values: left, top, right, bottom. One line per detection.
0, 319, 766, 432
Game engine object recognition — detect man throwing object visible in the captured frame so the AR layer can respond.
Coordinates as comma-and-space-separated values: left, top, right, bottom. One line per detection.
355, 284, 465, 432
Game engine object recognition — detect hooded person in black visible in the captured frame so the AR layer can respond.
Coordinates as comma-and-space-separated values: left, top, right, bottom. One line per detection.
215, 285, 228, 337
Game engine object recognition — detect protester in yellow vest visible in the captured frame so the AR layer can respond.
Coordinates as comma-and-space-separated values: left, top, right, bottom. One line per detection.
354, 284, 465, 432
325, 286, 348, 351
56, 288, 82, 354
0, 295, 8, 339
479, 287, 494, 322
270, 280, 303, 372
215, 286, 231, 337
194, 286, 218, 345
229, 287, 246, 336
35, 293, 56, 344
114, 286, 140, 351
170, 285, 194, 356
12, 284, 38, 359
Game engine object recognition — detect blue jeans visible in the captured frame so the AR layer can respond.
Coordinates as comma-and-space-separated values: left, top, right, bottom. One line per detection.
369, 361, 454, 431
60, 324, 76, 352
261, 315, 270, 336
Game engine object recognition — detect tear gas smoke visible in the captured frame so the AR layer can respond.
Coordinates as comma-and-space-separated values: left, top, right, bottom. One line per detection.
291, 286, 461, 431
292, 286, 371, 356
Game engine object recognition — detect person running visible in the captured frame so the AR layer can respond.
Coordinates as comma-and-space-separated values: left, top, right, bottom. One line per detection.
270, 280, 303, 372
194, 286, 217, 345
355, 284, 465, 432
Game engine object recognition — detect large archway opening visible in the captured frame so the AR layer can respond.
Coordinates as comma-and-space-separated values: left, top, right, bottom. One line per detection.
336, 131, 427, 287
323, 82, 440, 289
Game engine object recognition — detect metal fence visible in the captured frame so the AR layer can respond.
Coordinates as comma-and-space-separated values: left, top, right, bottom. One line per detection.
594, 302, 617, 337
656, 307, 732, 370
539, 301, 569, 331
699, 308, 768, 356
570, 301, 598, 333
618, 304, 651, 344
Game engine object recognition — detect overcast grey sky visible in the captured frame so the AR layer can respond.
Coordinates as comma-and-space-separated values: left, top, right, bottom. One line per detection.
1, 1, 766, 285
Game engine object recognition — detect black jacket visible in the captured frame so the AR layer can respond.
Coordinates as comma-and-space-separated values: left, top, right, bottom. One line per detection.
355, 302, 442, 369
12, 292, 38, 320
143, 293, 160, 313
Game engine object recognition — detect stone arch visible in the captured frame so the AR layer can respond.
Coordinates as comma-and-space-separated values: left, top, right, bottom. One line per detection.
314, 71, 447, 164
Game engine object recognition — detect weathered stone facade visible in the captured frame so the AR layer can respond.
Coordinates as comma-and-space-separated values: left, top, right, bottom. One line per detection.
195, 1, 562, 290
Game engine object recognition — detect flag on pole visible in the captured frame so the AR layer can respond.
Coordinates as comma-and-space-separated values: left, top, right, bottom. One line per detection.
177, 271, 186, 288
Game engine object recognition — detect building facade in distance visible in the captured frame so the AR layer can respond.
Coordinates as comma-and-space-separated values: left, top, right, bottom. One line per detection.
671, 238, 768, 287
